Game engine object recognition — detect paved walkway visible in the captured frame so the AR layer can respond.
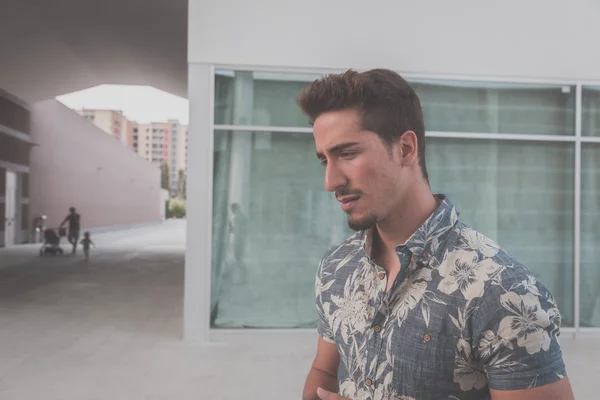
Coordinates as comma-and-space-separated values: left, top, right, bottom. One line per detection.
0, 220, 596, 399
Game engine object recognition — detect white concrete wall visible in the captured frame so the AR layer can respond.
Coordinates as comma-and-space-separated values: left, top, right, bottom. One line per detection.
29, 99, 161, 230
189, 0, 600, 82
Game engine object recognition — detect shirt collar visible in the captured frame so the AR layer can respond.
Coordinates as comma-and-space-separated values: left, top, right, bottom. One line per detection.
361, 194, 459, 263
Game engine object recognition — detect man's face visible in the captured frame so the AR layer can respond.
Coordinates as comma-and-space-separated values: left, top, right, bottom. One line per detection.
314, 109, 405, 231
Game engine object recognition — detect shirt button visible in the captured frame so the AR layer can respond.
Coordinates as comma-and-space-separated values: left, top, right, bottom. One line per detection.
423, 333, 432, 343
373, 324, 382, 333
366, 378, 373, 387
377, 272, 386, 280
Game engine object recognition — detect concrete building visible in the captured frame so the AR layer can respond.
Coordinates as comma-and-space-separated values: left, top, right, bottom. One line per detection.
29, 100, 162, 232
133, 122, 152, 162
185, 0, 600, 343
167, 119, 188, 196
132, 119, 187, 196
76, 109, 133, 149
0, 91, 34, 246
76, 111, 188, 196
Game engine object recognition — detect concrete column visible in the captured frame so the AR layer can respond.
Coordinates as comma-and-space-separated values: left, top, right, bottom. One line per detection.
184, 63, 214, 343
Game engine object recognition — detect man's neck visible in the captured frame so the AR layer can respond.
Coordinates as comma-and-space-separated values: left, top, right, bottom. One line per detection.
374, 183, 438, 252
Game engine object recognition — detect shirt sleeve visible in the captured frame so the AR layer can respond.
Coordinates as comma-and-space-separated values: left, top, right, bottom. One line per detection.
315, 256, 335, 344
471, 272, 567, 391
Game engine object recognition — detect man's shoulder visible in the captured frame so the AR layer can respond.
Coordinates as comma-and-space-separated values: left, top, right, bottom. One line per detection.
449, 224, 535, 270
319, 231, 364, 268
447, 224, 557, 309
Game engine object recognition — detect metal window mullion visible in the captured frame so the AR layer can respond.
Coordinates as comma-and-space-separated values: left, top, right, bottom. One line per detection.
214, 125, 580, 143
574, 84, 583, 338
214, 124, 312, 133
425, 131, 575, 142
214, 64, 583, 86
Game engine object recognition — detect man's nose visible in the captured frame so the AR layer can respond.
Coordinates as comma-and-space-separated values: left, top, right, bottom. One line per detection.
324, 163, 346, 192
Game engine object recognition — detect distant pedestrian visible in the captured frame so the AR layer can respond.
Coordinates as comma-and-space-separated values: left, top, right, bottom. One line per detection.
80, 231, 95, 261
59, 207, 81, 254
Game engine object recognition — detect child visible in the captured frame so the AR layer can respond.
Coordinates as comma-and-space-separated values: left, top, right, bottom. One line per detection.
80, 231, 95, 261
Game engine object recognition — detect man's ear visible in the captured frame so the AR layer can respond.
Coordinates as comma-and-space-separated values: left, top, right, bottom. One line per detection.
397, 130, 418, 166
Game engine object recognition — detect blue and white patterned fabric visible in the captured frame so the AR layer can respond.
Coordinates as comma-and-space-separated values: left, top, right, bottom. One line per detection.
315, 195, 567, 400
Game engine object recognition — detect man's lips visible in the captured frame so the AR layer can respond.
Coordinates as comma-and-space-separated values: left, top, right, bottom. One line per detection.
338, 195, 360, 211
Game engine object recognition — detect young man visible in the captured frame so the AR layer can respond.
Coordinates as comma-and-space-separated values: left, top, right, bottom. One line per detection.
298, 70, 574, 400
60, 206, 81, 254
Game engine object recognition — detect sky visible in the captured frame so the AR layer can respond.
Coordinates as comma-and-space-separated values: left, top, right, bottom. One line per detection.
56, 85, 189, 125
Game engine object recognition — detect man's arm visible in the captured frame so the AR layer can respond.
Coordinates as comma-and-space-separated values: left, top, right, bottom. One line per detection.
59, 215, 68, 228
490, 377, 574, 400
302, 337, 340, 400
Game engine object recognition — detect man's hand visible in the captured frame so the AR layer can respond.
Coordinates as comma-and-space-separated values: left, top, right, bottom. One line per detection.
316, 387, 351, 400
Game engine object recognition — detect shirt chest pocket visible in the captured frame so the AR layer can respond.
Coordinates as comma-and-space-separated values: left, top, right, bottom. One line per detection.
391, 321, 458, 398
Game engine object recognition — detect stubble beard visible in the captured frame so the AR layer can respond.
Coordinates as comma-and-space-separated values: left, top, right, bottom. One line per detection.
347, 213, 378, 232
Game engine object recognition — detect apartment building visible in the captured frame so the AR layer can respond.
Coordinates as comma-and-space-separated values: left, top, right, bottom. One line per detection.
78, 109, 187, 196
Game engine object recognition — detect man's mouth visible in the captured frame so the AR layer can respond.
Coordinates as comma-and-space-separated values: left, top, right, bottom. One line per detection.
337, 195, 360, 211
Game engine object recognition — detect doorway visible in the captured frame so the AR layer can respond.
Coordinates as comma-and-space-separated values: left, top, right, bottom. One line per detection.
4, 170, 17, 246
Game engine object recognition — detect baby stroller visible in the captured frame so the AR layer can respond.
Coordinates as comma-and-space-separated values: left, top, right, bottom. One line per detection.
40, 228, 64, 256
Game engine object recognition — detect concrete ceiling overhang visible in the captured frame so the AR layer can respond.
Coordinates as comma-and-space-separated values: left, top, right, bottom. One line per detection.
0, 0, 187, 104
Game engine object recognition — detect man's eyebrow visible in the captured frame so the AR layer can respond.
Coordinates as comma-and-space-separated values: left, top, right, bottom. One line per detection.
316, 142, 360, 158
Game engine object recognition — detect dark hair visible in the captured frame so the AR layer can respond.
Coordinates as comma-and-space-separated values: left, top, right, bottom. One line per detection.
69, 207, 76, 212
297, 69, 428, 181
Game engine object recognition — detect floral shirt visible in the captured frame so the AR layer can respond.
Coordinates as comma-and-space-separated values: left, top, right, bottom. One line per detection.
315, 196, 566, 400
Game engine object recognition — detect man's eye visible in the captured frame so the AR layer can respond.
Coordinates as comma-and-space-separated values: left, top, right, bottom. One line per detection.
340, 152, 356, 159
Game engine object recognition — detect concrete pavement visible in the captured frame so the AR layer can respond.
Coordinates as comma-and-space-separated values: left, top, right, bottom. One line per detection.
0, 220, 597, 399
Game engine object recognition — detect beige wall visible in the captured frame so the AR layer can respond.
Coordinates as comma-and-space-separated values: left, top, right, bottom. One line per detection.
90, 110, 113, 136
29, 100, 161, 230
124, 119, 134, 149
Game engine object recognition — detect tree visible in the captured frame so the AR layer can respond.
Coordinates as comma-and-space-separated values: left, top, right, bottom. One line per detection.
160, 163, 170, 191
169, 198, 186, 218
176, 169, 186, 200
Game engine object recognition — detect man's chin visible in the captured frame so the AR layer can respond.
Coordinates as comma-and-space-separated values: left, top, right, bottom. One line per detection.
347, 214, 377, 232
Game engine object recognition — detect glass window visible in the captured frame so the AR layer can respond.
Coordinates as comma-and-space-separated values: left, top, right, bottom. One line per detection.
427, 138, 574, 326
215, 71, 575, 135
215, 70, 320, 127
582, 87, 600, 136
581, 143, 600, 326
210, 131, 574, 328
412, 81, 575, 135
211, 130, 352, 328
